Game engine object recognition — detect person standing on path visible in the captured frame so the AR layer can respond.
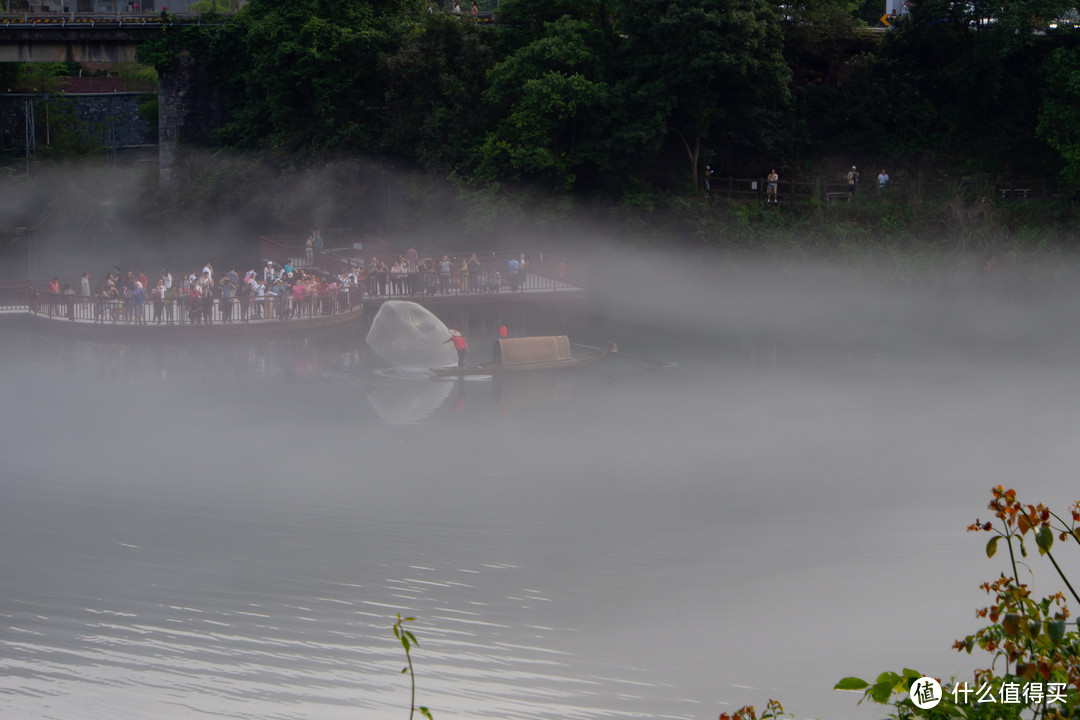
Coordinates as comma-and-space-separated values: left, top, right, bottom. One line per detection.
846, 166, 860, 199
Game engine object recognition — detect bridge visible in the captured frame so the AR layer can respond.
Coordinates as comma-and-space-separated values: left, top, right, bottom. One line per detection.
0, 13, 193, 62
0, 12, 221, 183
0, 258, 589, 345
0, 231, 590, 340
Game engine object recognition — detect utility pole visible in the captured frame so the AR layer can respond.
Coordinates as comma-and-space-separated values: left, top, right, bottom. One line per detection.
24, 97, 35, 176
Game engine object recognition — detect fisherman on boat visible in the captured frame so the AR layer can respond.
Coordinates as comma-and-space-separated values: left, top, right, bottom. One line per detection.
444, 330, 469, 368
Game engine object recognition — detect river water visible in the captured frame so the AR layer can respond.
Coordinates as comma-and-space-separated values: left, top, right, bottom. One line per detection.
2, 259, 1079, 720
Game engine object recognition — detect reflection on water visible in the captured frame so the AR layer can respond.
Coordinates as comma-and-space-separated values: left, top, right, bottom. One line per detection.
2, 330, 702, 720
5, 281, 1080, 720
0, 476, 657, 720
1, 468, 681, 720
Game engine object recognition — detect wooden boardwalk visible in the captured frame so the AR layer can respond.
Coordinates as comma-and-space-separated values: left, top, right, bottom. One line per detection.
0, 239, 589, 339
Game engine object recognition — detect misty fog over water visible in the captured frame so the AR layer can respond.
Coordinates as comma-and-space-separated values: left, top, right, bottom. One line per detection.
3, 253, 1080, 720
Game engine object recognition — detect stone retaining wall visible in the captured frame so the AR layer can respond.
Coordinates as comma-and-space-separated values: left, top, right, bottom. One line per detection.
0, 92, 155, 153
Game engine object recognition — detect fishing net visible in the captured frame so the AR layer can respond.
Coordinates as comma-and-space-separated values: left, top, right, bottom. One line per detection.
365, 301, 457, 368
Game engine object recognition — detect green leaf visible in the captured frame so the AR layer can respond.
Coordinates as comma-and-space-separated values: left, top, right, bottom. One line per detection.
834, 677, 870, 691
1020, 539, 1028, 558
986, 536, 1000, 558
874, 671, 901, 686
401, 635, 410, 652
405, 630, 419, 646
420, 707, 433, 720
1047, 619, 1067, 645
401, 667, 408, 673
1036, 525, 1054, 555
868, 680, 896, 704
868, 671, 901, 704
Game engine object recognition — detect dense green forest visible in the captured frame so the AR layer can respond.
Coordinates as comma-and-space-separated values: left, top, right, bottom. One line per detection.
134, 0, 1080, 201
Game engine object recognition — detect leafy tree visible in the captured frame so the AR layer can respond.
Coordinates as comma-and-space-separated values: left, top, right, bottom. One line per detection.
494, 0, 612, 29
476, 16, 617, 190
904, 0, 1078, 36
778, 0, 862, 35
816, 7, 1069, 175
1038, 46, 1080, 195
189, 0, 245, 12
379, 13, 493, 170
14, 62, 80, 94
230, 0, 390, 153
615, 0, 791, 189
836, 487, 1080, 720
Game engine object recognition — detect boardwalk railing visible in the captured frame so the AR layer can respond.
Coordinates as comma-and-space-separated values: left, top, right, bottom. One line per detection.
28, 286, 363, 326
707, 177, 1055, 203
361, 252, 584, 298
258, 234, 589, 297
0, 282, 28, 311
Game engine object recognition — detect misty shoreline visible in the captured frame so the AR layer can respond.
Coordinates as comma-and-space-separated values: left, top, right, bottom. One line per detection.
1, 158, 1078, 287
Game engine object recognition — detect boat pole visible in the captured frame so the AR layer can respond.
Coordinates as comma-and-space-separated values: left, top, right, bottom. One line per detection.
571, 342, 675, 367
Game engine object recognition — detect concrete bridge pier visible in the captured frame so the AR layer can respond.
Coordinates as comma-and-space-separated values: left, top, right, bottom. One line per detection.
156, 52, 222, 187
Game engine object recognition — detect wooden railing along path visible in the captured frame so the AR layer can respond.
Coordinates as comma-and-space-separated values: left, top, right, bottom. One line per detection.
706, 176, 1054, 203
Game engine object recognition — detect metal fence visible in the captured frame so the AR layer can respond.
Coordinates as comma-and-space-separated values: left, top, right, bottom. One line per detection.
28, 286, 362, 325
0, 282, 28, 311
707, 176, 1054, 203
259, 234, 589, 296
362, 257, 579, 298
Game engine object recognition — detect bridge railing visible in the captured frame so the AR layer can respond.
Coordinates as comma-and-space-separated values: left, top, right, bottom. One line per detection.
340, 252, 586, 296
0, 281, 29, 311
707, 176, 1055, 203
28, 285, 363, 325
0, 11, 208, 27
260, 233, 589, 295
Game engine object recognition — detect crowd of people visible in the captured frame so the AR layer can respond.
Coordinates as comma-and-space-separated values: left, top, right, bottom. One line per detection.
36, 248, 557, 324
362, 251, 533, 297
38, 261, 362, 325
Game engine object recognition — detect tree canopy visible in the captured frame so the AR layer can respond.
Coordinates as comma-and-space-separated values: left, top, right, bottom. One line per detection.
135, 0, 1080, 197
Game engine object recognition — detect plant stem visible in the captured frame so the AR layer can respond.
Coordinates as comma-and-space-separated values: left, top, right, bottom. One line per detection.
1005, 531, 1020, 588
407, 645, 415, 720
1049, 511, 1080, 548
1044, 549, 1080, 607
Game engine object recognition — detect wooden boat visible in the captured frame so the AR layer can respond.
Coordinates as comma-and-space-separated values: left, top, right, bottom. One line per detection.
430, 335, 613, 376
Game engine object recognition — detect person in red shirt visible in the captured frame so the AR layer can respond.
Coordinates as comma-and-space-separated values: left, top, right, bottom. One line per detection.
444, 330, 469, 368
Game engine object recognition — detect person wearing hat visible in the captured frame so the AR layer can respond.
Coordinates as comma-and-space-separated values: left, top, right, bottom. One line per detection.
444, 329, 469, 368
846, 165, 860, 199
